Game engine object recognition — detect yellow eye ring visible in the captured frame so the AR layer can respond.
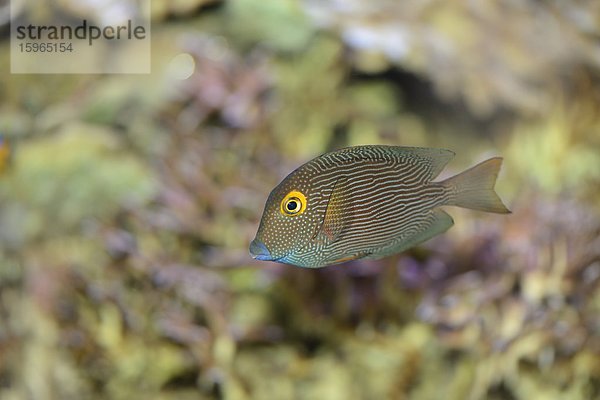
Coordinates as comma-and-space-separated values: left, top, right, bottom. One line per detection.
280, 190, 307, 217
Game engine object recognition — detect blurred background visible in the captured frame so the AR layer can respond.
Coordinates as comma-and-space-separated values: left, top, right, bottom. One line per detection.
1, 0, 600, 399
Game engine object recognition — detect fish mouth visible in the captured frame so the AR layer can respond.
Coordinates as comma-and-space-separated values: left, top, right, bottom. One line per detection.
249, 238, 276, 261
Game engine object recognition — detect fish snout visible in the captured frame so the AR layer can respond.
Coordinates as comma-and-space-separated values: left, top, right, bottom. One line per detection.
249, 238, 273, 261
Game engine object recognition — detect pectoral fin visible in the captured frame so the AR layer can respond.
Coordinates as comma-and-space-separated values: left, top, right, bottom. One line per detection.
315, 177, 349, 242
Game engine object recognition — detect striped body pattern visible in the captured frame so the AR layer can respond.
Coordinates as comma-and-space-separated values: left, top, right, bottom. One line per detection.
250, 145, 510, 268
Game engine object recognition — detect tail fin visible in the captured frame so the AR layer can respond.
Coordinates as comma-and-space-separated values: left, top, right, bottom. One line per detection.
440, 157, 511, 214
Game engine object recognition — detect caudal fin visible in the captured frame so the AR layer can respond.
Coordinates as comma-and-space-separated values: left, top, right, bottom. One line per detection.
440, 157, 511, 214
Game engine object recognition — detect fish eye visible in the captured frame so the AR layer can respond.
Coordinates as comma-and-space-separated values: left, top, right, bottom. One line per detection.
286, 200, 299, 212
280, 191, 307, 216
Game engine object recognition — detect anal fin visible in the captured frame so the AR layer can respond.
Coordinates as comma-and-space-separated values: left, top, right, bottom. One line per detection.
369, 209, 454, 259
330, 251, 371, 265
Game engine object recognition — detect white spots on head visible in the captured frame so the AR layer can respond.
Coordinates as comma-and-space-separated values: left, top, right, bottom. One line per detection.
256, 166, 326, 260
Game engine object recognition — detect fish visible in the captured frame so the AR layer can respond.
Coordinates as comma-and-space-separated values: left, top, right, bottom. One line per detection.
249, 145, 510, 268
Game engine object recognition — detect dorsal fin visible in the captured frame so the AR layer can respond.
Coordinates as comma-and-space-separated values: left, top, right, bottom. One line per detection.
389, 147, 455, 180
328, 146, 455, 180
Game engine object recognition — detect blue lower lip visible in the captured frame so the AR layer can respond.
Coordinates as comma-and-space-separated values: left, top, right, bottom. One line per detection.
249, 238, 273, 261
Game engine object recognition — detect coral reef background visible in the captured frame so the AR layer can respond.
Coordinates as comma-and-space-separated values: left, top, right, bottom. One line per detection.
0, 1, 599, 399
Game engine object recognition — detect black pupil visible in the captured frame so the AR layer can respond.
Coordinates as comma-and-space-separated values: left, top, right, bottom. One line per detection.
286, 200, 298, 212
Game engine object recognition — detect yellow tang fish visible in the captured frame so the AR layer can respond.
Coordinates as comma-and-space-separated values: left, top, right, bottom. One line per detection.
250, 145, 510, 268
